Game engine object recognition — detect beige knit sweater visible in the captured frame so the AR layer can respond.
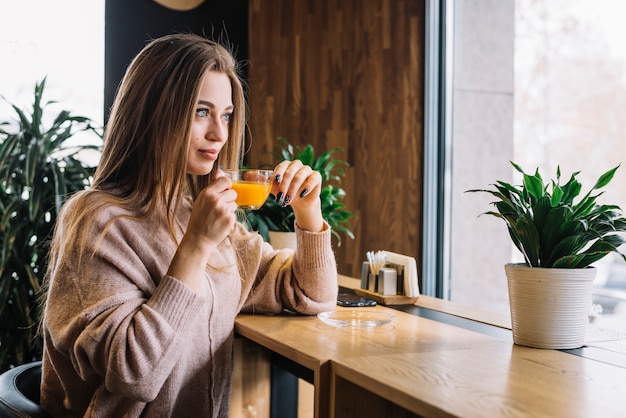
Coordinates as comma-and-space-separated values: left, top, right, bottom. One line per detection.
41, 196, 337, 417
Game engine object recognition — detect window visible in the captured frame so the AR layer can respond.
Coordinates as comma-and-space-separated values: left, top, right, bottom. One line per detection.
0, 0, 105, 127
445, 0, 626, 339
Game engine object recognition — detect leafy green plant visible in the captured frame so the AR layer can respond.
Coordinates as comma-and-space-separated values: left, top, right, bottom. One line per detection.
0, 78, 102, 372
467, 162, 626, 268
247, 137, 355, 245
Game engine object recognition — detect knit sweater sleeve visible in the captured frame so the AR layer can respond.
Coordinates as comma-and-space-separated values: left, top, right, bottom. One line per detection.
238, 222, 338, 315
43, 203, 205, 402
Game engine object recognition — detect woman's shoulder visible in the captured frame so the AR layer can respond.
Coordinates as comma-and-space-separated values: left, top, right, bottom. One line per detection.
57, 189, 157, 241
61, 189, 136, 220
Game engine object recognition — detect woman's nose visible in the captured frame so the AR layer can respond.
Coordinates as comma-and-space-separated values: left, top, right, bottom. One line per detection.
208, 117, 228, 142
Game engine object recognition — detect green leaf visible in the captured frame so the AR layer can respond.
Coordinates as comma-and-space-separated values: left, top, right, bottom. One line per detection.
523, 171, 544, 202
297, 144, 314, 166
592, 165, 619, 190
551, 254, 586, 268
573, 193, 599, 218
560, 174, 582, 205
25, 138, 39, 188
539, 206, 572, 261
531, 196, 551, 236
555, 235, 626, 268
511, 215, 540, 266
0, 134, 19, 170
550, 182, 563, 206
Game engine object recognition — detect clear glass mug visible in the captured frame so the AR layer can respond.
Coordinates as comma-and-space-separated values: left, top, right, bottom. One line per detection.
221, 169, 273, 210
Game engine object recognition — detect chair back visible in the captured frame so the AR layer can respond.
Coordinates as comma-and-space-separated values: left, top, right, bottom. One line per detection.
0, 361, 51, 418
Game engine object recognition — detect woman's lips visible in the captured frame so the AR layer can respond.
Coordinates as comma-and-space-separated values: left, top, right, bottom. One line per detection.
200, 149, 219, 160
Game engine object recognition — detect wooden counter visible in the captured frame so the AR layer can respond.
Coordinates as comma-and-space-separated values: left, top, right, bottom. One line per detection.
332, 340, 626, 417
234, 276, 626, 417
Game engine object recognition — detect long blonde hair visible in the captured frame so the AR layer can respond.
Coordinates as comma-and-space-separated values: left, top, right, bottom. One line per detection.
47, 33, 246, 274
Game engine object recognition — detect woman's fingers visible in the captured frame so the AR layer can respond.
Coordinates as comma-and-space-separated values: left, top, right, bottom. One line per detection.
272, 160, 322, 207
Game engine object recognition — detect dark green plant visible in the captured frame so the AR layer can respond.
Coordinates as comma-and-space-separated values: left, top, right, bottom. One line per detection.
247, 137, 355, 245
0, 78, 102, 372
467, 162, 626, 268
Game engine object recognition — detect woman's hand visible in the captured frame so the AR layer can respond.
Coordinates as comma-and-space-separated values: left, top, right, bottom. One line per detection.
187, 174, 238, 249
167, 172, 238, 292
272, 160, 325, 233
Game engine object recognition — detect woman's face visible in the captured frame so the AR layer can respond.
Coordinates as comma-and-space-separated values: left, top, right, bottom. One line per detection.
186, 70, 233, 175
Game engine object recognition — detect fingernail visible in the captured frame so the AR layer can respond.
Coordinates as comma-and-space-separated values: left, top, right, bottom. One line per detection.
275, 174, 282, 183
282, 195, 291, 207
276, 191, 284, 204
299, 189, 308, 198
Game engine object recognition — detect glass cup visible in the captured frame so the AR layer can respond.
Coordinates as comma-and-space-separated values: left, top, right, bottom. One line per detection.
222, 169, 273, 210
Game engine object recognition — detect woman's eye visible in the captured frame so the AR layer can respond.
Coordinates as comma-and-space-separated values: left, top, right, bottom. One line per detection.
222, 112, 233, 122
196, 108, 209, 118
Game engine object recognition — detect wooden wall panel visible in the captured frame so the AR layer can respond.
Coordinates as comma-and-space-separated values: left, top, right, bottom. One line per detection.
247, 0, 425, 280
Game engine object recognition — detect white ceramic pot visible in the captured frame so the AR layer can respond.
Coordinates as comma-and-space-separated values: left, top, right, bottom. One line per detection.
504, 263, 596, 349
268, 231, 297, 250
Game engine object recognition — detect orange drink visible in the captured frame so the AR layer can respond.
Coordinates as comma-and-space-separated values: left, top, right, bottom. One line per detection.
231, 181, 271, 209
222, 169, 273, 210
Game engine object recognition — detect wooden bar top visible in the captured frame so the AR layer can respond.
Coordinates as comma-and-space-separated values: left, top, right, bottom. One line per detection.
236, 305, 499, 366
235, 275, 626, 417
332, 341, 626, 417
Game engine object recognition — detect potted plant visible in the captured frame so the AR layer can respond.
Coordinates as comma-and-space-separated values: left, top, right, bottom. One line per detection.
246, 137, 355, 248
467, 162, 626, 349
0, 78, 102, 372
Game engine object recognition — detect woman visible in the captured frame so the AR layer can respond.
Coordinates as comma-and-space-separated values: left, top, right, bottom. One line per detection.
40, 33, 337, 417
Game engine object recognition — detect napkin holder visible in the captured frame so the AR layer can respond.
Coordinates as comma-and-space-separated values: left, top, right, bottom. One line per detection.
355, 252, 419, 305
